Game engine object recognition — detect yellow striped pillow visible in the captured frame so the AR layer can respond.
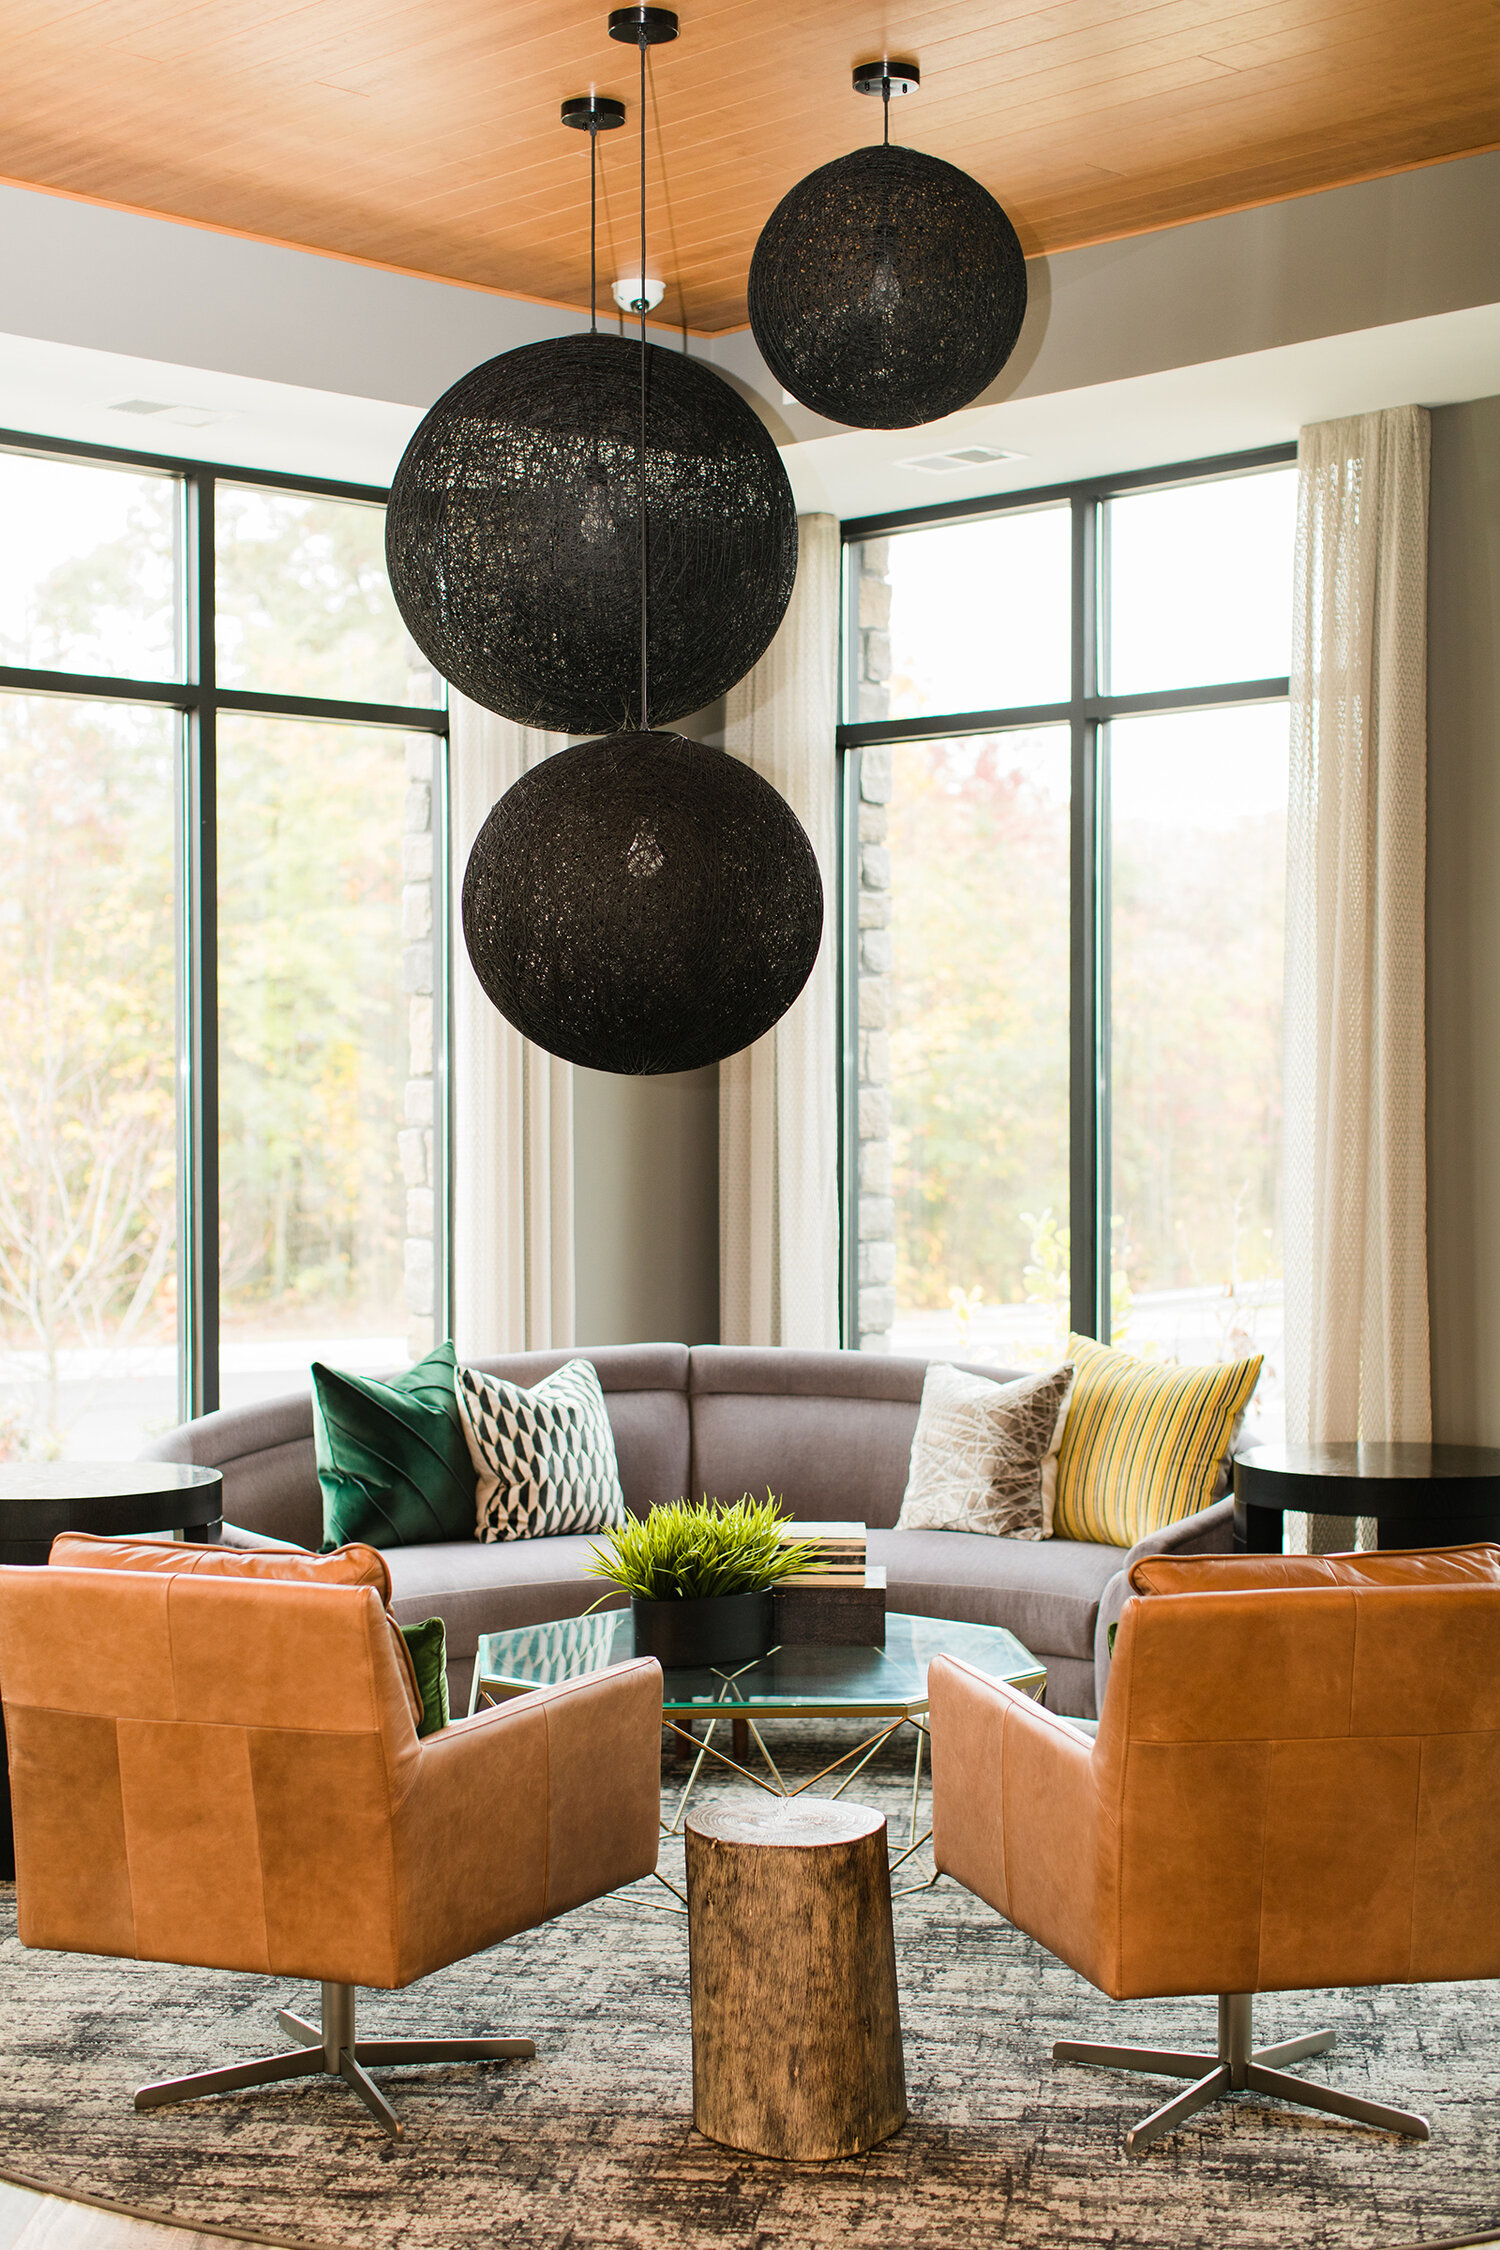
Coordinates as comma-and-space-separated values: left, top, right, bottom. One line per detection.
1050, 1334, 1262, 1548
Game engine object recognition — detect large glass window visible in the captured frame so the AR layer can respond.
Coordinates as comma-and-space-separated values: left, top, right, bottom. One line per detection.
0, 434, 448, 1457
217, 718, 412, 1406
886, 729, 1070, 1368
0, 695, 178, 1458
842, 453, 1295, 1429
1108, 705, 1288, 1387
880, 507, 1071, 722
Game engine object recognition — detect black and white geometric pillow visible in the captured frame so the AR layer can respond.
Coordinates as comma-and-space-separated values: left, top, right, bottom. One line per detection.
456, 1357, 627, 1543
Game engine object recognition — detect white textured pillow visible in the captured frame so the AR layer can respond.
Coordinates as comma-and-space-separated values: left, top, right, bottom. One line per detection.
456, 1358, 627, 1542
896, 1361, 1075, 1539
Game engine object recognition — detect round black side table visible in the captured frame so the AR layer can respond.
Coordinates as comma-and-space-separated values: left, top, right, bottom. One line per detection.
0, 1461, 224, 1877
1233, 1443, 1500, 1555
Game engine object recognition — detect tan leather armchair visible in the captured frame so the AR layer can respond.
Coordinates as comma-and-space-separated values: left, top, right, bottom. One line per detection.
0, 1545, 662, 2137
930, 1544, 1500, 2156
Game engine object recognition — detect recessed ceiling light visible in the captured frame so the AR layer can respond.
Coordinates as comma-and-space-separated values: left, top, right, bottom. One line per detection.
898, 444, 1028, 473
110, 398, 174, 415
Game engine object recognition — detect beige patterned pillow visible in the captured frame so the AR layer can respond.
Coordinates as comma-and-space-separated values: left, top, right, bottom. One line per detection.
896, 1361, 1075, 1540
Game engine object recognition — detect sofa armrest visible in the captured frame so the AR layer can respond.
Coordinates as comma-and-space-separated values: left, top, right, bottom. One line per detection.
1093, 1496, 1235, 1711
220, 1522, 309, 1552
392, 1657, 662, 1981
929, 1652, 1109, 1990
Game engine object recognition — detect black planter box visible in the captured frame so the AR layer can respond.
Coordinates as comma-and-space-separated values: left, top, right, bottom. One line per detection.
631, 1588, 774, 1669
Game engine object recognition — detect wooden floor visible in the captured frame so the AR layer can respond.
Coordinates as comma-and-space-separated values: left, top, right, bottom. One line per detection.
1, 2184, 286, 2250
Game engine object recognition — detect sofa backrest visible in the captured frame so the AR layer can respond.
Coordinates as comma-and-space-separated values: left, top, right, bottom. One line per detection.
142, 1341, 1031, 1543
688, 1347, 1030, 1528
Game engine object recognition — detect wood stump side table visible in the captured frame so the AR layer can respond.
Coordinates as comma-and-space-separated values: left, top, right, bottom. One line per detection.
685, 1798, 906, 2161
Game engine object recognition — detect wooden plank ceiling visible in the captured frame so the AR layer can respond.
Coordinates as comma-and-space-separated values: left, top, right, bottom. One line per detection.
3, 0, 1497, 333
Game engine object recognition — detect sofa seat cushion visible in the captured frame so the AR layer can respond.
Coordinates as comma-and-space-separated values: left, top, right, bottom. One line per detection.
870, 1527, 1126, 1660
384, 1534, 618, 1663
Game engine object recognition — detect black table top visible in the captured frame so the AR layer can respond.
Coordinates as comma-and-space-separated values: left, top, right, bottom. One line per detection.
0, 1461, 222, 1504
1235, 1442, 1500, 1483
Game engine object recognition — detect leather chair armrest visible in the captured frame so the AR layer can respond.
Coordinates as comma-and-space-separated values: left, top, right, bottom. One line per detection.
391, 1657, 662, 1982
1094, 1497, 1236, 1712
930, 1652, 1109, 1989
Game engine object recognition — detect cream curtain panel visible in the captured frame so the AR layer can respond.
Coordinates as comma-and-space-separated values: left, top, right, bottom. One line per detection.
449, 696, 575, 1358
1283, 406, 1431, 1460
719, 514, 842, 1348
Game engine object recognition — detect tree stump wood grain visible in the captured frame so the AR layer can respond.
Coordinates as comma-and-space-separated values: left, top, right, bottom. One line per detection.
685, 1798, 906, 2160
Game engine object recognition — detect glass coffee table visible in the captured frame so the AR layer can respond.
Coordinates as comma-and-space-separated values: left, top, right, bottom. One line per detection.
470, 1609, 1045, 1890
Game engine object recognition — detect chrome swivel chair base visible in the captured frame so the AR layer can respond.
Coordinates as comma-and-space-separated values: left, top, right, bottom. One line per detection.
1054, 1992, 1431, 2158
135, 1980, 534, 2139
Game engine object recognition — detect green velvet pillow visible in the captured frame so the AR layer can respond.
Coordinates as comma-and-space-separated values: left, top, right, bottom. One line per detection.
313, 1341, 476, 1551
399, 1616, 450, 1737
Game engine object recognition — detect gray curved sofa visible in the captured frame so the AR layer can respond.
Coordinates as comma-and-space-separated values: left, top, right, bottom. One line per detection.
143, 1343, 1233, 1719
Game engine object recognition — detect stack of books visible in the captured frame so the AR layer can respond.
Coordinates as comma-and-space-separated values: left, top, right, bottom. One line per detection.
774, 1520, 886, 1647
776, 1520, 867, 1586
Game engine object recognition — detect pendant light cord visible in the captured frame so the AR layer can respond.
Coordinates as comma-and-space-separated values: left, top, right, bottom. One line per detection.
638, 30, 649, 732
589, 116, 598, 334
883, 71, 890, 143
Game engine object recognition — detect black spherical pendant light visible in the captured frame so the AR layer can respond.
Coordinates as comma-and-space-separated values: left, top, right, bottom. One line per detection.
457, 8, 824, 1076
386, 333, 797, 735
463, 731, 823, 1074
748, 60, 1028, 430
385, 38, 797, 736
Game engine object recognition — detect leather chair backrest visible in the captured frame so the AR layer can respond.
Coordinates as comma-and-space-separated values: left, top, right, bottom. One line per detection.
0, 1566, 420, 1983
48, 1530, 394, 1598
45, 1533, 423, 1722
1093, 1545, 1500, 1997
687, 1348, 1031, 1527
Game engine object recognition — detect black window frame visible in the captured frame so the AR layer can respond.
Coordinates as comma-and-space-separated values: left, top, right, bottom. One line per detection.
0, 423, 451, 1421
837, 439, 1297, 1350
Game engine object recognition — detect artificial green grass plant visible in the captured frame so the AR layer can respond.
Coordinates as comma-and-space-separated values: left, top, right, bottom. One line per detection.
586, 1492, 821, 1603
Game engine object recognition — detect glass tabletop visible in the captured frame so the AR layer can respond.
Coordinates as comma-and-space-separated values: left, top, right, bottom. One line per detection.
473, 1609, 1045, 1717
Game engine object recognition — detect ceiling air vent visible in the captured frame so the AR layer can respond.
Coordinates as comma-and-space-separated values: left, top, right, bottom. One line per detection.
897, 444, 1027, 474
109, 399, 239, 428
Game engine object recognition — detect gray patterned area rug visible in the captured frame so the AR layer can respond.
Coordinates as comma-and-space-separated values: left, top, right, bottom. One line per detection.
2, 1721, 1497, 2250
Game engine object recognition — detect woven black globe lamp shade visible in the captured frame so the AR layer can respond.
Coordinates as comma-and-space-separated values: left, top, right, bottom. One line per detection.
462, 731, 824, 1074
386, 334, 798, 734
748, 143, 1028, 429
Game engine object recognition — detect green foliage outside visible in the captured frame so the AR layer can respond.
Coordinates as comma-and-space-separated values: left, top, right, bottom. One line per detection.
886, 722, 1285, 1355
888, 735, 1069, 1321
586, 1494, 821, 1603
0, 694, 178, 1448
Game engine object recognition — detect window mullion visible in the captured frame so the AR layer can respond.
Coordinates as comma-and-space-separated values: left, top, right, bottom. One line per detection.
1069, 491, 1106, 1342
182, 471, 220, 1419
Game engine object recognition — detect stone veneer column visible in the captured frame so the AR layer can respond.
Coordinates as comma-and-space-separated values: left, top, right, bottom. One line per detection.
398, 732, 436, 1361
854, 541, 895, 1351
